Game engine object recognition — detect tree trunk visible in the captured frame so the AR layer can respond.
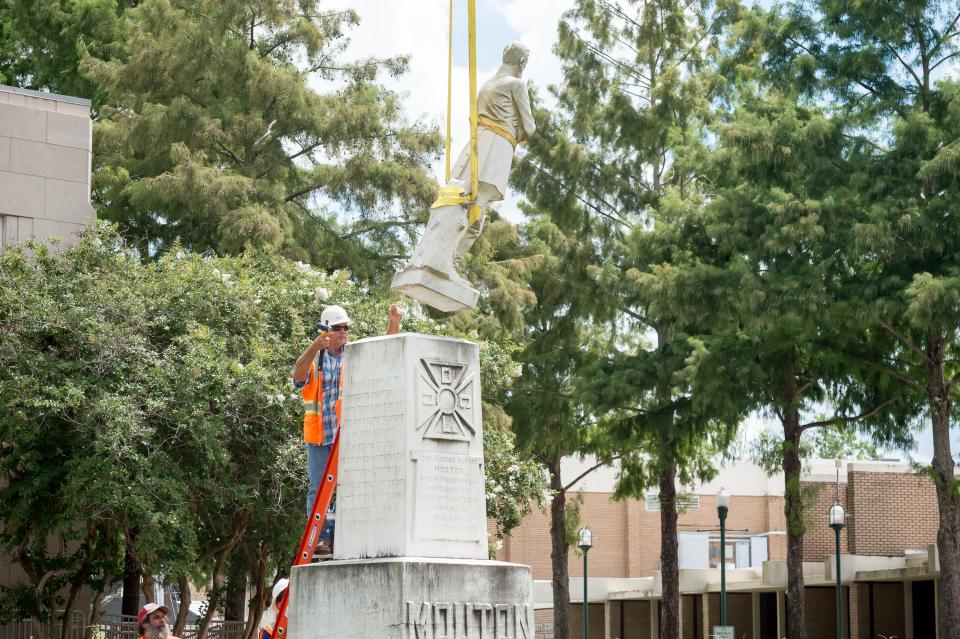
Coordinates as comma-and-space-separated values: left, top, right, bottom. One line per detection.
122, 533, 142, 619
242, 544, 270, 639
924, 346, 960, 639
141, 573, 156, 604
173, 575, 192, 638
197, 547, 230, 639
61, 567, 87, 639
658, 465, 680, 639
224, 557, 247, 622
548, 454, 572, 639
84, 571, 113, 639
782, 403, 805, 639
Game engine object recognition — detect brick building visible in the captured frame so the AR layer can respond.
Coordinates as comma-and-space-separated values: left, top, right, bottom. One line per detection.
501, 459, 944, 639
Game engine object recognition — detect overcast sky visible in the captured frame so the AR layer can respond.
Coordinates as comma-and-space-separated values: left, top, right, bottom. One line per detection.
322, 0, 951, 463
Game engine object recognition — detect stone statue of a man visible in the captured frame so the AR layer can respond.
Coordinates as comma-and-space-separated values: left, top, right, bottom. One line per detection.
391, 42, 536, 312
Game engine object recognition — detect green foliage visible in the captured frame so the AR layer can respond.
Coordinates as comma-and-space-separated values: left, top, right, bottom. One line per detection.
750, 425, 881, 475
0, 0, 129, 102
80, 0, 439, 285
483, 428, 549, 542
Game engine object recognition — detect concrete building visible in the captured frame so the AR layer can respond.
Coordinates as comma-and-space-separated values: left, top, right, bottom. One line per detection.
0, 84, 96, 252
500, 459, 943, 639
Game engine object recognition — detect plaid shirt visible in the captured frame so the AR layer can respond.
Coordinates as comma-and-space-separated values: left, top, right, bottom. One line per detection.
319, 349, 342, 445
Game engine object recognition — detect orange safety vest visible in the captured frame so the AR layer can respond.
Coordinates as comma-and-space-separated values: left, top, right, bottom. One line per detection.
301, 351, 344, 445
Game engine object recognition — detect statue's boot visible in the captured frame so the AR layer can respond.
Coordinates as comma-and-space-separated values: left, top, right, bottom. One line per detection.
406, 203, 468, 281
452, 215, 485, 274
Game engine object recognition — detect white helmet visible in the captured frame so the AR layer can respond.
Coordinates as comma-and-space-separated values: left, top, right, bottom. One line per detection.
272, 578, 290, 603
320, 304, 352, 327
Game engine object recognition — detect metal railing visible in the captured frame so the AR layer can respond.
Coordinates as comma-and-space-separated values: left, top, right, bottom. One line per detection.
1, 614, 246, 639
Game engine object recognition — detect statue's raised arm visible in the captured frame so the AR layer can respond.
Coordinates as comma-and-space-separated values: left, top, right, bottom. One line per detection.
391, 42, 535, 312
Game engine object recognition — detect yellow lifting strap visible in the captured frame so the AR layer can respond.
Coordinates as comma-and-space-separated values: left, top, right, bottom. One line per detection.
431, 0, 490, 228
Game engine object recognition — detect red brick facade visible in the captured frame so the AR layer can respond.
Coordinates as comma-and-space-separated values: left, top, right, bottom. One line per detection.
494, 466, 942, 579
846, 469, 939, 556
495, 492, 787, 579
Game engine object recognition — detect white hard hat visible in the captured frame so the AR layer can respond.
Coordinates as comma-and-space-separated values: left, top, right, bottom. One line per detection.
320, 305, 352, 326
272, 578, 290, 602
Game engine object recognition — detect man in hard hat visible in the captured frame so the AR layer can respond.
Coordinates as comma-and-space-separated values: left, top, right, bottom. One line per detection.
257, 578, 289, 639
292, 303, 402, 552
137, 603, 180, 639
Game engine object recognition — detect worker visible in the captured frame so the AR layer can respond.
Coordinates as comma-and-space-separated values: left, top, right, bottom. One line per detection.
258, 578, 289, 639
137, 603, 180, 639
292, 303, 403, 553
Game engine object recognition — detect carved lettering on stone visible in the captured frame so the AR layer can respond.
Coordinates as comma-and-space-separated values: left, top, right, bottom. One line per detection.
434, 603, 452, 639
417, 359, 476, 442
339, 375, 405, 531
405, 603, 534, 639
495, 605, 511, 639
414, 453, 485, 542
408, 602, 433, 639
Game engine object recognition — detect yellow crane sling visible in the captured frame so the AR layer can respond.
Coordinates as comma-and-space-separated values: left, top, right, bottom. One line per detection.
430, 0, 516, 226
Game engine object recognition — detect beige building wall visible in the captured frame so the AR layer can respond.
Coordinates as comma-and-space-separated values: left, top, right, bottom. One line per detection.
0, 84, 95, 252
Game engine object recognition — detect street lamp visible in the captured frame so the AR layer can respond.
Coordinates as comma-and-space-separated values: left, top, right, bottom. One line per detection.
829, 503, 846, 639
716, 488, 730, 627
578, 527, 593, 639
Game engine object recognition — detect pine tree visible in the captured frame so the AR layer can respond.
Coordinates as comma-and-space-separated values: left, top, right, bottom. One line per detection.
510, 2, 742, 636
505, 212, 606, 639
760, 3, 960, 635
82, 0, 440, 284
0, 0, 129, 101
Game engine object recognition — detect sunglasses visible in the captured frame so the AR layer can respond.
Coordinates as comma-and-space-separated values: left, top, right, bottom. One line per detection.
329, 325, 350, 332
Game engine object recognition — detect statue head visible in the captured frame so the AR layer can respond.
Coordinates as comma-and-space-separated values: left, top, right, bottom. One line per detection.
502, 42, 530, 72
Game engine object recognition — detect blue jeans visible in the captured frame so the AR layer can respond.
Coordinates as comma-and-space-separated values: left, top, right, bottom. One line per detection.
305, 443, 335, 543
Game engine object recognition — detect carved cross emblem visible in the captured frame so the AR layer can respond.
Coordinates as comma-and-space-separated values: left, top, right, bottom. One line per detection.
417, 359, 476, 442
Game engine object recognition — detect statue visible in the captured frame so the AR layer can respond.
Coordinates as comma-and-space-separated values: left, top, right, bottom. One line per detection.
391, 42, 536, 312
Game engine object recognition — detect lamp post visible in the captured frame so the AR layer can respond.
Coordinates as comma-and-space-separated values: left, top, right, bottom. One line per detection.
578, 527, 593, 639
829, 503, 846, 639
716, 488, 730, 627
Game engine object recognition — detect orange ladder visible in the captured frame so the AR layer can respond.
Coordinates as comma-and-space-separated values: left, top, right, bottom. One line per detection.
269, 433, 339, 639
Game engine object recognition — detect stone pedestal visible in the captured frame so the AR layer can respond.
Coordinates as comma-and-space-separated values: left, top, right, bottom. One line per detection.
289, 334, 533, 638
391, 267, 479, 313
335, 334, 487, 560
288, 558, 533, 639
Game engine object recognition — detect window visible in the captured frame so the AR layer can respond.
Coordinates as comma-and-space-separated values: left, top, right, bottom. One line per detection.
645, 494, 701, 512
678, 533, 768, 569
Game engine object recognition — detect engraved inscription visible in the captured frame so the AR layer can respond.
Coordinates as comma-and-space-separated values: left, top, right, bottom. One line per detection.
406, 602, 533, 639
415, 453, 485, 542
417, 359, 476, 442
339, 375, 405, 527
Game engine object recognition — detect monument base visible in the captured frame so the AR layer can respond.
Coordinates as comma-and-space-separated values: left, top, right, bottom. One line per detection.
391, 267, 479, 313
288, 557, 533, 639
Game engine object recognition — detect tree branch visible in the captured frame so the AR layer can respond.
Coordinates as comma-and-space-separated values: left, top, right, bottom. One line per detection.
880, 321, 932, 364
285, 183, 323, 202
799, 398, 896, 432
930, 48, 960, 72
563, 455, 623, 491
214, 141, 244, 166
516, 152, 630, 228
884, 43, 923, 90
339, 219, 418, 240
929, 10, 960, 60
